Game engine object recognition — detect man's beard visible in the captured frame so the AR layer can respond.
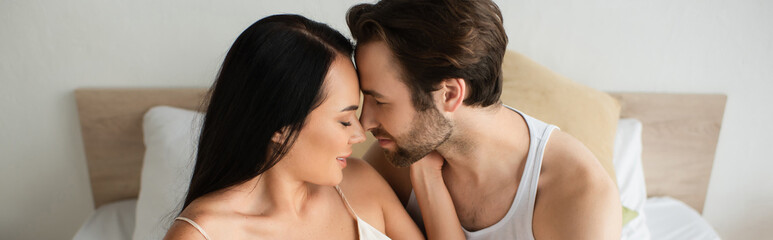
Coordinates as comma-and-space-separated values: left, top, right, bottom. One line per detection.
372, 107, 453, 167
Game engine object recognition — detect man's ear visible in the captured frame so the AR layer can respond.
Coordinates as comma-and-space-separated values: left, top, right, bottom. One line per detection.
437, 78, 466, 112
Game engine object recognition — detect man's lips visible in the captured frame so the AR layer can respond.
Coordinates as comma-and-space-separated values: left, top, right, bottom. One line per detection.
372, 130, 394, 147
376, 138, 394, 147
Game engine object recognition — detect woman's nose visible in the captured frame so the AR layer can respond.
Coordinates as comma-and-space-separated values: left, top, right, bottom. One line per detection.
349, 120, 366, 144
359, 102, 378, 132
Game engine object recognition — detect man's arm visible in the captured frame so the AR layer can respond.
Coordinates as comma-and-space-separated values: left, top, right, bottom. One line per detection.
533, 130, 622, 240
362, 143, 413, 205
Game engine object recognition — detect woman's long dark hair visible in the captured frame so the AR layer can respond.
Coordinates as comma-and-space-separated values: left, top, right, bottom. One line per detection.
182, 14, 354, 210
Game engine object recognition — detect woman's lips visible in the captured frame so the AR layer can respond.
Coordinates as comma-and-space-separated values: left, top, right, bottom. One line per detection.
336, 152, 351, 168
336, 157, 347, 168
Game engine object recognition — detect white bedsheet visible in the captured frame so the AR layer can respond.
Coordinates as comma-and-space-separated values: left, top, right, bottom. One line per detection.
73, 199, 136, 240
645, 197, 721, 240
74, 197, 721, 240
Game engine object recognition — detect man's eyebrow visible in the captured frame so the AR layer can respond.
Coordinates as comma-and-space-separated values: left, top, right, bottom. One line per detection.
341, 105, 359, 112
361, 89, 385, 98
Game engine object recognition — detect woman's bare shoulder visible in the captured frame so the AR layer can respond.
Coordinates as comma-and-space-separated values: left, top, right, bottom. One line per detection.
338, 158, 395, 222
164, 216, 209, 240
163, 202, 217, 240
164, 194, 275, 240
340, 157, 392, 194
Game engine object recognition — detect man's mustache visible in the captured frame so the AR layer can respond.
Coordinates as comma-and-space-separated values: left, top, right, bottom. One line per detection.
370, 128, 393, 140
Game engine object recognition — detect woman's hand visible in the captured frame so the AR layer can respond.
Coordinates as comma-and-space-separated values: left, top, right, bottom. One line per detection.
410, 151, 445, 175
409, 151, 465, 240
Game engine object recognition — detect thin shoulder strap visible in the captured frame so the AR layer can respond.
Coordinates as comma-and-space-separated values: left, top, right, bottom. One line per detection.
334, 185, 360, 219
175, 217, 213, 240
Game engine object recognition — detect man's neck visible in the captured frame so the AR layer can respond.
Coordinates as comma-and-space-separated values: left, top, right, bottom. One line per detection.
436, 105, 531, 186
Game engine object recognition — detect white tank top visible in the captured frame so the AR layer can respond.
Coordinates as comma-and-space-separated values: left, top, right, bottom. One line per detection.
174, 186, 390, 240
406, 105, 557, 240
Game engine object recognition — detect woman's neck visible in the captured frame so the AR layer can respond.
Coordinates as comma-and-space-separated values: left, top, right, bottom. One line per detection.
220, 163, 321, 219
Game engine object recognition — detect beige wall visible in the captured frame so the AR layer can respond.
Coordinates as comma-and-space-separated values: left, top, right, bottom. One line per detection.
0, 0, 770, 239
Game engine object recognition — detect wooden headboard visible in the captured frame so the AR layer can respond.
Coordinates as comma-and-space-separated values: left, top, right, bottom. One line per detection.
609, 93, 726, 213
75, 89, 726, 213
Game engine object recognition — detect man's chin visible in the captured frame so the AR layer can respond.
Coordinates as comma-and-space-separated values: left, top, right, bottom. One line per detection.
389, 159, 416, 168
382, 148, 422, 168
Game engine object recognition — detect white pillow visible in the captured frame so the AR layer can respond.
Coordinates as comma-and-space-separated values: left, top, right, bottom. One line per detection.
613, 118, 651, 240
132, 106, 202, 240
73, 199, 137, 240
644, 197, 720, 239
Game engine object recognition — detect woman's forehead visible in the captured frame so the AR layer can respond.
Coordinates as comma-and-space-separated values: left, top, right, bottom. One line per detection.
318, 56, 360, 109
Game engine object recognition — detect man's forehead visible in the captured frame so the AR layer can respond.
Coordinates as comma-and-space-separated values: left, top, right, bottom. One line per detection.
355, 41, 413, 97
355, 41, 400, 71
358, 68, 407, 98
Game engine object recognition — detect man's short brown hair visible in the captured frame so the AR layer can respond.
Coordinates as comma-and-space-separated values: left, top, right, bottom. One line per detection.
347, 0, 508, 110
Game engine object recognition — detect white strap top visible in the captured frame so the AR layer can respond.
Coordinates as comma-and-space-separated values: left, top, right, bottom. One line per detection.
405, 105, 557, 240
335, 185, 392, 240
174, 186, 390, 240
174, 216, 212, 240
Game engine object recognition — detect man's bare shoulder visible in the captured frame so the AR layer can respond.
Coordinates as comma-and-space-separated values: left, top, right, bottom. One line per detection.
533, 130, 621, 239
538, 130, 612, 188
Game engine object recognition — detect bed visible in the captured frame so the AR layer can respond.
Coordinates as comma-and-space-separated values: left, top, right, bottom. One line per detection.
71, 88, 726, 240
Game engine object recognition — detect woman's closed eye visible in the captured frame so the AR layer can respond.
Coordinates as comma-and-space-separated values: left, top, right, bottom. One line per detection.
340, 121, 352, 127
